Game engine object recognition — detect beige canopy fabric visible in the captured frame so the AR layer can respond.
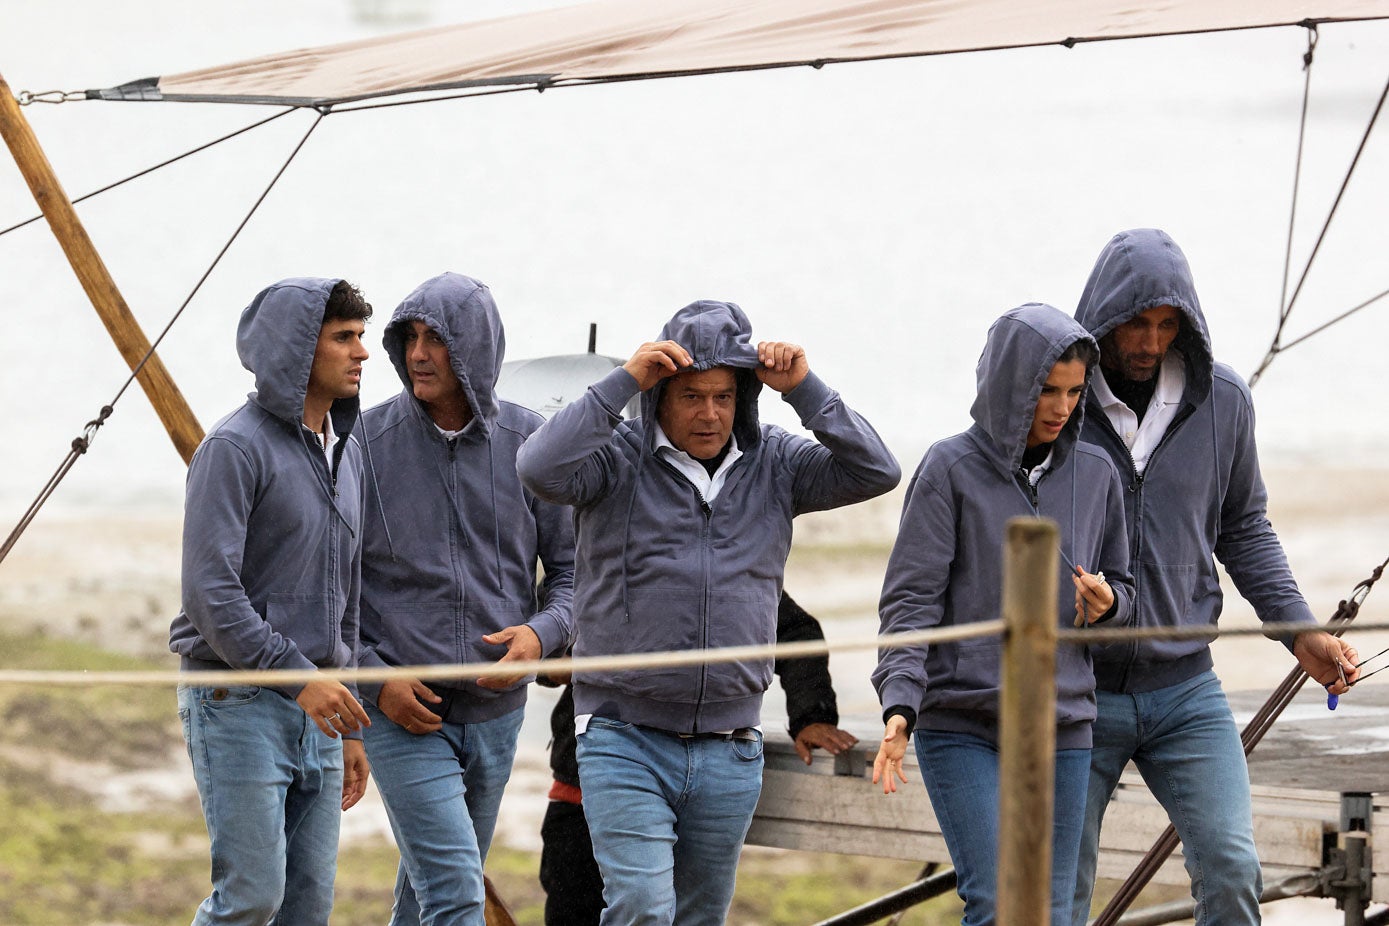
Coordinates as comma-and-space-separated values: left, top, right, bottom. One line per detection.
97, 0, 1389, 106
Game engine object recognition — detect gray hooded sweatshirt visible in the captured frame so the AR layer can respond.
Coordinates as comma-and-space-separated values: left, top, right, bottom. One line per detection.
873, 303, 1133, 749
1075, 228, 1317, 693
170, 277, 364, 703
357, 272, 575, 723
517, 300, 901, 734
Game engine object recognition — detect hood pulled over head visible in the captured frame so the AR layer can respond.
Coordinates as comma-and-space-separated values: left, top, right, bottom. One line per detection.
383, 272, 503, 431
644, 300, 764, 450
1074, 228, 1214, 401
237, 276, 346, 426
970, 303, 1098, 474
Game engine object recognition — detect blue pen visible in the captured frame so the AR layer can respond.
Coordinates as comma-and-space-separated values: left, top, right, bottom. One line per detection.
1327, 660, 1348, 710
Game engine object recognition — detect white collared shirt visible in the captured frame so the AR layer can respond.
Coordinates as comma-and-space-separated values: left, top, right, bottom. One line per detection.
652, 423, 743, 504
1090, 350, 1185, 475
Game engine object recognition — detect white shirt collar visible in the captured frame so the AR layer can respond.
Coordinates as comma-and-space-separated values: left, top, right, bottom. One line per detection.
653, 422, 742, 504
1091, 350, 1185, 474
305, 413, 339, 464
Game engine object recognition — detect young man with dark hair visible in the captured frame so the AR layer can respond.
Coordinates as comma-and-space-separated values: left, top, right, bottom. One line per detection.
171, 277, 374, 926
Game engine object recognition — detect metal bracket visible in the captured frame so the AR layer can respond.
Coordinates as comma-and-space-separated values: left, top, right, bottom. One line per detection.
1321, 792, 1373, 925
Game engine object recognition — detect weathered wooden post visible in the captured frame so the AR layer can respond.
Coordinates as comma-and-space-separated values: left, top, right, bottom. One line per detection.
0, 73, 203, 463
997, 517, 1060, 926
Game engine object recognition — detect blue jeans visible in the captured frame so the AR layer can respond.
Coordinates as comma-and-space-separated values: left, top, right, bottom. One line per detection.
915, 730, 1091, 926
178, 683, 344, 926
576, 718, 764, 926
363, 702, 524, 926
1071, 671, 1261, 926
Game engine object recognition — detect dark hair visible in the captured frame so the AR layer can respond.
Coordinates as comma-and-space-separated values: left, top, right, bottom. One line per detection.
323, 280, 373, 324
1057, 337, 1096, 367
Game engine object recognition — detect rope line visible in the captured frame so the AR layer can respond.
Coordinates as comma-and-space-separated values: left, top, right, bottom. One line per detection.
1271, 285, 1389, 354
1275, 25, 1317, 340
1250, 65, 1389, 386
0, 405, 112, 564
108, 111, 325, 407
328, 82, 547, 114
6, 614, 1389, 689
0, 111, 326, 568
0, 109, 295, 239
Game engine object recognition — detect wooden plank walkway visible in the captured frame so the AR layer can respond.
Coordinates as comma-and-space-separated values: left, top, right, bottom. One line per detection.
747, 682, 1389, 903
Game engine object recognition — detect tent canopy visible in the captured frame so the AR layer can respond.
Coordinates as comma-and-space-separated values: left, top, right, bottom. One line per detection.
92, 0, 1389, 108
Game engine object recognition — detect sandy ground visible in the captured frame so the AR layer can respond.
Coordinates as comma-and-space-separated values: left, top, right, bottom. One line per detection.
1, 464, 1385, 923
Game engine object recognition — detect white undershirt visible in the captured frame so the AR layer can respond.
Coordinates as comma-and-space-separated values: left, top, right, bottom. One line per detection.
435, 423, 465, 440
1090, 351, 1185, 475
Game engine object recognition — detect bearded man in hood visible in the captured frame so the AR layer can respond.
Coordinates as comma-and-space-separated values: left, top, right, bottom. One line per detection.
1069, 229, 1359, 925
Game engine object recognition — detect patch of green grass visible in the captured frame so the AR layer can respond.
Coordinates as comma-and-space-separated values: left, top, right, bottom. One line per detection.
0, 631, 182, 769
0, 761, 208, 925
728, 850, 963, 925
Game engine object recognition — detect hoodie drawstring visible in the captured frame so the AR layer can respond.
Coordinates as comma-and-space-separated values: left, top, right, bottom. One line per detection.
1210, 386, 1223, 539
619, 450, 646, 622
488, 439, 503, 593
358, 422, 397, 562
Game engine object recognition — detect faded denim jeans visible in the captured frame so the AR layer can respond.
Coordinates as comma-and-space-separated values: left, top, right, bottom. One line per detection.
577, 718, 764, 926
179, 683, 344, 926
364, 701, 524, 926
1072, 670, 1262, 926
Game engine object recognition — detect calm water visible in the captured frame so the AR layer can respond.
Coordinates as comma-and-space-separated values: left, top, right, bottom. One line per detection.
2, 1, 1387, 517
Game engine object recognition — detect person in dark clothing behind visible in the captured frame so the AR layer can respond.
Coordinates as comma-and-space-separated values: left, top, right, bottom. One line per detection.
539, 591, 856, 926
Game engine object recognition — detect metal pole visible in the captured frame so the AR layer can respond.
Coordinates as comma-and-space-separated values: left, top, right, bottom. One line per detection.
0, 73, 203, 463
998, 516, 1060, 926
812, 869, 958, 926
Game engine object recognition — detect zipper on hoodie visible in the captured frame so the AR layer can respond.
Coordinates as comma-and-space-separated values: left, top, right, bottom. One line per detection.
695, 497, 713, 730
653, 454, 716, 729
1092, 398, 1195, 690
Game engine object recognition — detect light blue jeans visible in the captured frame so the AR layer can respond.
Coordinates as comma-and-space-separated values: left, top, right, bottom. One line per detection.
178, 683, 344, 926
1071, 670, 1261, 926
916, 730, 1091, 926
363, 702, 524, 926
576, 718, 765, 926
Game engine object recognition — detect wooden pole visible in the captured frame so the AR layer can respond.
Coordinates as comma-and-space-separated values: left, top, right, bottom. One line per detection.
0, 74, 203, 463
997, 516, 1060, 926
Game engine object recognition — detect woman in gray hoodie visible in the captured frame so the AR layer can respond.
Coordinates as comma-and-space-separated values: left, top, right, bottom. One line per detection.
872, 303, 1134, 926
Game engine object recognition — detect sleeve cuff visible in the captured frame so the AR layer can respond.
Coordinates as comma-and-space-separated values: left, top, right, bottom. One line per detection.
781, 370, 833, 421
883, 705, 917, 735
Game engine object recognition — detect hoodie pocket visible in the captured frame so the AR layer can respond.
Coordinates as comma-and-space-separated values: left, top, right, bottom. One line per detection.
592, 588, 701, 701
464, 601, 529, 690
266, 594, 333, 664
930, 637, 1003, 712
383, 604, 461, 668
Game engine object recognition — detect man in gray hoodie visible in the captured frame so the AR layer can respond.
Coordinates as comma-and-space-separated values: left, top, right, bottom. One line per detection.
1069, 229, 1359, 925
358, 272, 575, 926
517, 300, 900, 925
170, 277, 374, 926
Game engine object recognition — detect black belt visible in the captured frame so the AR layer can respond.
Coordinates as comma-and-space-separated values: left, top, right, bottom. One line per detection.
675, 727, 759, 742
